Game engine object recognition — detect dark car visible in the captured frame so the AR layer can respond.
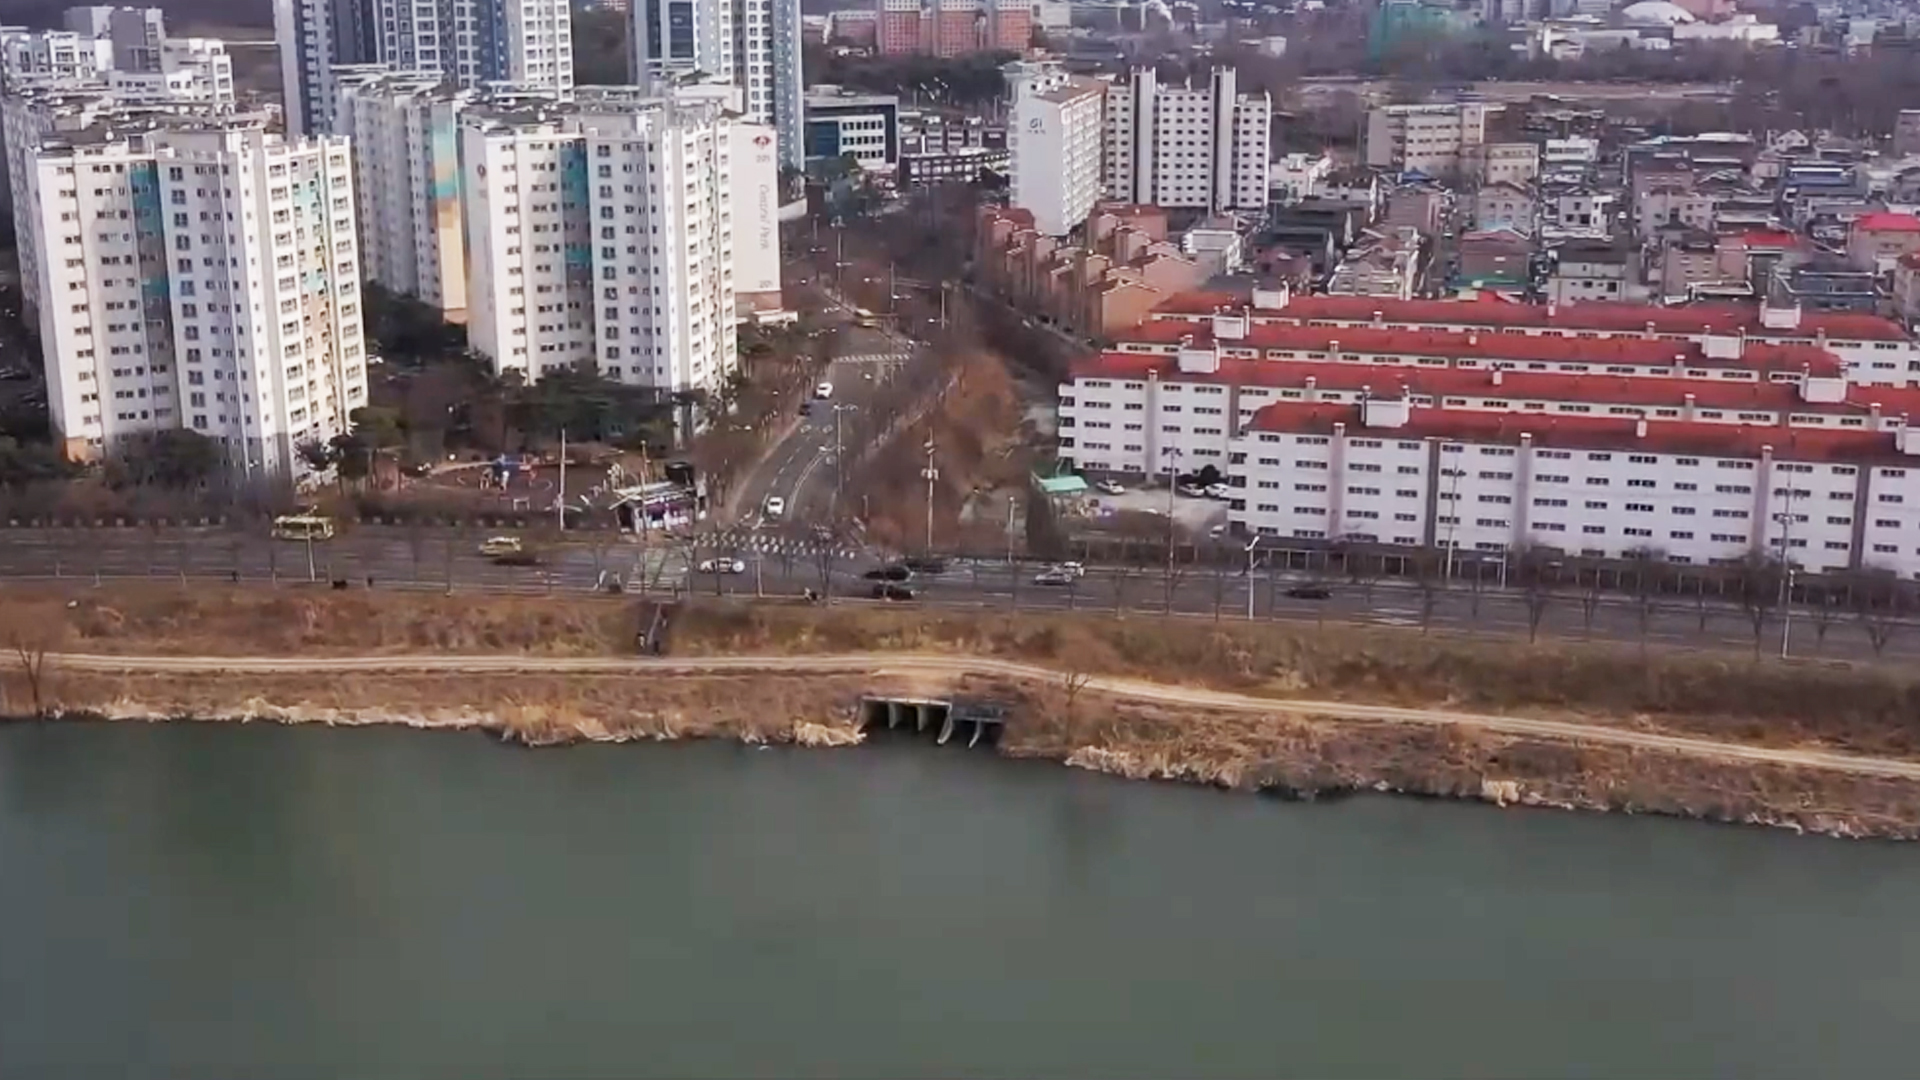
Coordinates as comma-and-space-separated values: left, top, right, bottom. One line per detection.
1283, 585, 1332, 600
862, 565, 913, 582
871, 583, 915, 601
493, 550, 542, 567
902, 556, 948, 574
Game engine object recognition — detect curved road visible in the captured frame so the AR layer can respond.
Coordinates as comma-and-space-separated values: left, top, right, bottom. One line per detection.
45, 651, 1920, 782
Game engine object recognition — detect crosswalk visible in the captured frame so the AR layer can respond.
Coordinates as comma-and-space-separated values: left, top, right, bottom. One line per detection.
695, 529, 863, 560
833, 352, 911, 366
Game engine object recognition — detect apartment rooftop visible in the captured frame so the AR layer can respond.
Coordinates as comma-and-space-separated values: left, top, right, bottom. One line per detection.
1148, 292, 1914, 343
1242, 401, 1920, 465
1070, 353, 1910, 415
1115, 318, 1846, 377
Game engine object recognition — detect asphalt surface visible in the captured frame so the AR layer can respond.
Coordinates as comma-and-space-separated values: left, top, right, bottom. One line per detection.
46, 650, 1920, 780
4, 525, 1919, 661
731, 308, 914, 529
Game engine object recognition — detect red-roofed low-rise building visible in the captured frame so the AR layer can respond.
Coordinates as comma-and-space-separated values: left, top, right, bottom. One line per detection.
1058, 292, 1920, 576
1848, 212, 1920, 273
1897, 252, 1920, 325
1139, 287, 1920, 386
1222, 398, 1920, 575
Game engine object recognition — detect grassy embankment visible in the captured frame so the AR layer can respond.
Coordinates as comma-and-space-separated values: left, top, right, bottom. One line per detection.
8, 584, 1920, 836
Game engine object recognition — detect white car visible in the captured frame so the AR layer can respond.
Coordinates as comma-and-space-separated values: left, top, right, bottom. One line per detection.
698, 558, 747, 575
1095, 479, 1125, 495
1204, 484, 1232, 500
764, 496, 786, 517
815, 382, 834, 399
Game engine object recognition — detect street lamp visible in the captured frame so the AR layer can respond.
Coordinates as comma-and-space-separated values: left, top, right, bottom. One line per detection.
1245, 535, 1261, 620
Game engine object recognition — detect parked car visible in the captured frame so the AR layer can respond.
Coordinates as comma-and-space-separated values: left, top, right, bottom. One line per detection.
1204, 484, 1232, 500
698, 558, 747, 575
478, 536, 523, 557
863, 565, 913, 582
1033, 568, 1075, 586
1095, 479, 1125, 495
1283, 585, 1332, 600
871, 583, 915, 601
1176, 483, 1207, 498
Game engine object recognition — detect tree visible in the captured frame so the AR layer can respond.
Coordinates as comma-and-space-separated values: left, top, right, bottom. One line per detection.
1623, 547, 1668, 658
107, 429, 221, 489
1848, 567, 1911, 658
1410, 551, 1444, 635
1734, 553, 1785, 660
7, 626, 60, 716
0, 435, 76, 489
1513, 544, 1559, 645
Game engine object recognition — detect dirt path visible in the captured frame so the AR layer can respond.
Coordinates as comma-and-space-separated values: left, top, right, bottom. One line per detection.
44, 651, 1920, 781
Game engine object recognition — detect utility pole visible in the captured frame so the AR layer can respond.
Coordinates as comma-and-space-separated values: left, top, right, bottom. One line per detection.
557, 428, 568, 532
832, 405, 844, 518
1162, 446, 1182, 609
921, 438, 938, 554
1006, 495, 1017, 564
1775, 485, 1799, 659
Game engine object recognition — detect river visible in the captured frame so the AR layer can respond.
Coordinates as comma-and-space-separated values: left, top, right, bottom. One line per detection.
3, 722, 1918, 1079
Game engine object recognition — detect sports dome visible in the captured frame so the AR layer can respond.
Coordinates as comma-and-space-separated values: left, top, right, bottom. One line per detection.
1619, 1, 1698, 25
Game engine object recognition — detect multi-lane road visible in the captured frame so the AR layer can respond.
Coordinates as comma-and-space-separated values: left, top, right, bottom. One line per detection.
5, 525, 1920, 662
731, 314, 914, 529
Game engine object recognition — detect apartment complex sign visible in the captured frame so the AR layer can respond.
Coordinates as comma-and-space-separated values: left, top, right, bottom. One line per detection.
732, 125, 782, 299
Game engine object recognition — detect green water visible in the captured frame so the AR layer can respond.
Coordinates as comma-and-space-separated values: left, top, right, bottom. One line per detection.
2, 722, 1917, 1079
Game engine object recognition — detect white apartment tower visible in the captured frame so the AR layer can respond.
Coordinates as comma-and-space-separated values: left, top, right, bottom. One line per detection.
4, 85, 242, 329
1005, 59, 1104, 236
628, 0, 805, 170
1103, 66, 1270, 213
333, 73, 472, 320
21, 123, 369, 473
276, 0, 573, 137
459, 89, 745, 396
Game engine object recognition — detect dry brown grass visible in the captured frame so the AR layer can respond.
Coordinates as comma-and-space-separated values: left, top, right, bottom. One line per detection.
0, 669, 869, 747
0, 583, 632, 657
11, 583, 1920, 758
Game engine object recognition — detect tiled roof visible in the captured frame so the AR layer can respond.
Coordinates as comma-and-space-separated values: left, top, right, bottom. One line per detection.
1853, 212, 1920, 234
1070, 353, 1920, 415
1241, 402, 1917, 465
1148, 292, 1913, 343
1116, 319, 1845, 375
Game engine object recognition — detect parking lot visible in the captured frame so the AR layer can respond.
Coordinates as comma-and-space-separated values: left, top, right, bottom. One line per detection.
1074, 480, 1229, 538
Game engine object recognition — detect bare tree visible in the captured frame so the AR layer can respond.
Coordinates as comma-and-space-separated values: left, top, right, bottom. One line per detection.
1410, 551, 1443, 635
1807, 585, 1841, 654
1734, 552, 1785, 660
1513, 544, 1559, 645
1622, 548, 1668, 660
7, 630, 57, 716
1062, 669, 1094, 727
1850, 567, 1910, 658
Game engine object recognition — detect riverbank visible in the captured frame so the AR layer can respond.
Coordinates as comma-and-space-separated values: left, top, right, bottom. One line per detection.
8, 583, 1920, 837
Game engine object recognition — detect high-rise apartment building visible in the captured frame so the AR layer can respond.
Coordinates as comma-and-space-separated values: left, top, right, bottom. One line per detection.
1005, 60, 1104, 236
872, 0, 1029, 56
1103, 66, 1269, 213
20, 123, 369, 472
4, 83, 244, 329
459, 88, 760, 395
276, 0, 572, 137
63, 7, 168, 71
333, 73, 473, 320
628, 0, 804, 169
1364, 101, 1491, 177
